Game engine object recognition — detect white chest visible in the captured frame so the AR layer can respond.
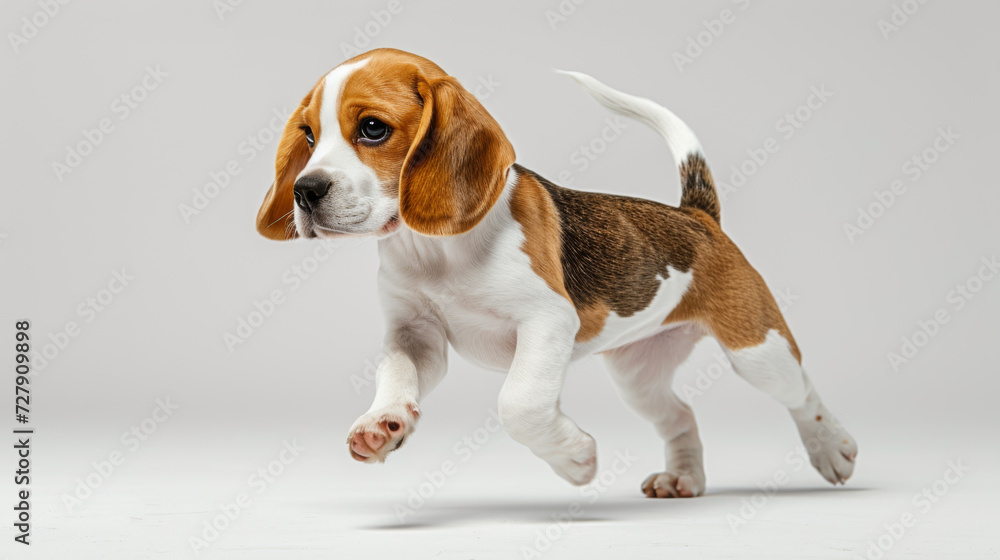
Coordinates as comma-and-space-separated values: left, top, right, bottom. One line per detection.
434, 286, 519, 372
378, 226, 536, 373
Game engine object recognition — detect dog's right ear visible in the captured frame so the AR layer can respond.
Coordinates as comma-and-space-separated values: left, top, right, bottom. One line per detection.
256, 86, 323, 240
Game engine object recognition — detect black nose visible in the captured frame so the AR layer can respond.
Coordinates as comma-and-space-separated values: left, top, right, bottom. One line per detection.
293, 175, 331, 211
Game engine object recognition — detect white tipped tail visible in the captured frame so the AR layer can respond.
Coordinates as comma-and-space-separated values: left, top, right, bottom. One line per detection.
558, 70, 720, 222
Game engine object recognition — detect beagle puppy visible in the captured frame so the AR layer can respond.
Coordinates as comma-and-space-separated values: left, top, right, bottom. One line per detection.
256, 48, 857, 498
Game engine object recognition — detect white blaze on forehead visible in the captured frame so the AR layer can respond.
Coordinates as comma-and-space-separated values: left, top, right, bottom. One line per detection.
319, 57, 370, 137
299, 58, 372, 181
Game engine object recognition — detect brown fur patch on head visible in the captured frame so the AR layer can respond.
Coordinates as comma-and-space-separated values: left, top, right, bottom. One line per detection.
337, 50, 448, 195
256, 78, 326, 240
334, 49, 515, 236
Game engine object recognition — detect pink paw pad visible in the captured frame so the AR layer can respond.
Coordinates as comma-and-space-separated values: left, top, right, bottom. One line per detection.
349, 417, 408, 462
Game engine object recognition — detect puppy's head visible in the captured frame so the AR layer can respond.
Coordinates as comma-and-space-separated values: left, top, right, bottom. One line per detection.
256, 48, 516, 240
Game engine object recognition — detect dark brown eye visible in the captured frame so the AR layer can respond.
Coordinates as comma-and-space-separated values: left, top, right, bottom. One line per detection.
301, 126, 315, 147
358, 117, 390, 143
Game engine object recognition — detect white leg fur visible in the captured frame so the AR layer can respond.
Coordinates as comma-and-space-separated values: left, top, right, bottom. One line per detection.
725, 330, 858, 484
347, 296, 449, 463
603, 323, 707, 497
497, 315, 598, 486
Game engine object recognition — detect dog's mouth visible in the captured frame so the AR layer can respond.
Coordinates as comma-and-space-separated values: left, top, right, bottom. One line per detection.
298, 208, 400, 239
378, 214, 401, 236
313, 224, 360, 235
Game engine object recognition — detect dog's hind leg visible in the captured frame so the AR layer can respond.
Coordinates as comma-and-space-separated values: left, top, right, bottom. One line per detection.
602, 323, 708, 498
721, 328, 858, 485
667, 234, 859, 485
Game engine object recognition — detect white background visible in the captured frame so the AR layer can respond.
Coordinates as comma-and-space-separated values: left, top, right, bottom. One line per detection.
2, 1, 998, 558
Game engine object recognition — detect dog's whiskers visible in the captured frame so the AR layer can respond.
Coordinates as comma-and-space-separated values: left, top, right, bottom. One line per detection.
268, 210, 294, 229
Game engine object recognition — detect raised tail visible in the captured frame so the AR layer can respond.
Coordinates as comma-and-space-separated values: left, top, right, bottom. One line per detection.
557, 70, 720, 223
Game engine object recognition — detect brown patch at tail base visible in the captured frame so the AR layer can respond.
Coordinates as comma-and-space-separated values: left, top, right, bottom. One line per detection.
664, 212, 802, 362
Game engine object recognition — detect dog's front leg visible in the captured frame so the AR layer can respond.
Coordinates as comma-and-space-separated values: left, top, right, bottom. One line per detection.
498, 316, 597, 485
347, 310, 447, 463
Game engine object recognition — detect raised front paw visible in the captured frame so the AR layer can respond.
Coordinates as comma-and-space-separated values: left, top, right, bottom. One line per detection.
347, 402, 420, 463
538, 430, 598, 486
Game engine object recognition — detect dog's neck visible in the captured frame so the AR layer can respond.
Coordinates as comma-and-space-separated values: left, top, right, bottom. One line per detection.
377, 166, 520, 272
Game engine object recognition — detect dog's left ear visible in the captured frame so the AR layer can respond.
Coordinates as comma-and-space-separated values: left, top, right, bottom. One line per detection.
256, 100, 314, 240
399, 75, 516, 236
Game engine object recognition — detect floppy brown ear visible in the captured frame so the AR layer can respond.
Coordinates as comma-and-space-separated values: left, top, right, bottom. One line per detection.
256, 109, 311, 240
399, 76, 516, 236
